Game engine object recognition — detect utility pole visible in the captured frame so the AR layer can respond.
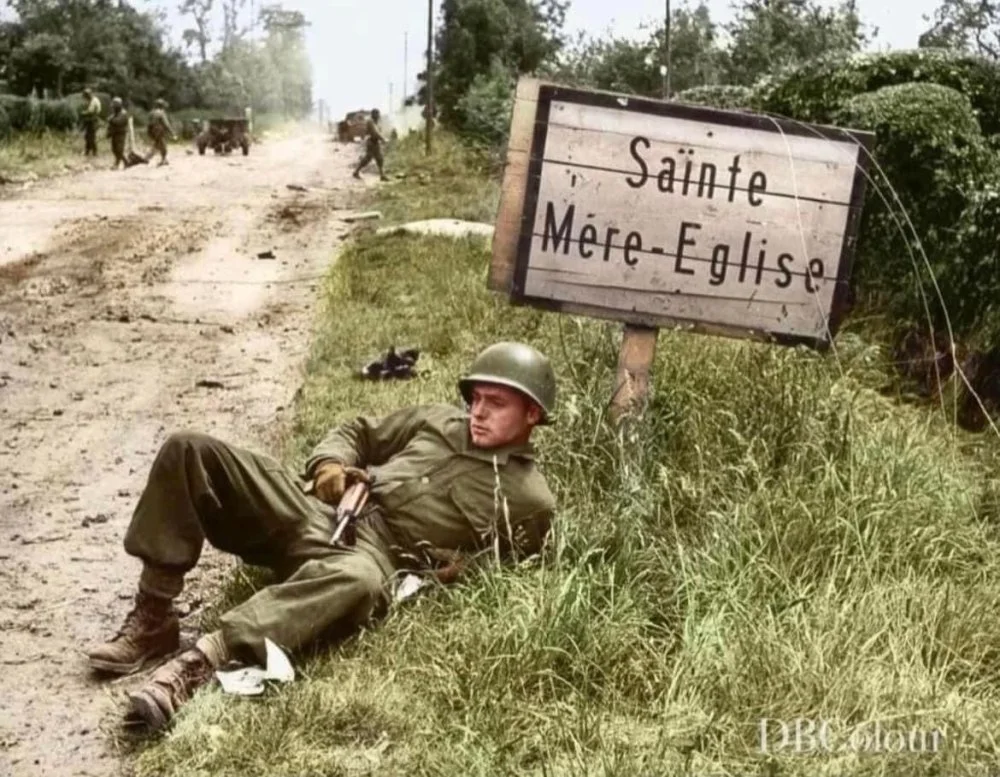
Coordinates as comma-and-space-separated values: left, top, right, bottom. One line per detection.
404, 32, 408, 105
664, 0, 671, 99
426, 0, 434, 155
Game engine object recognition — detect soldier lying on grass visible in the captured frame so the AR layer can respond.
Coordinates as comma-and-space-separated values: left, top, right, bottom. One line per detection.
85, 341, 558, 730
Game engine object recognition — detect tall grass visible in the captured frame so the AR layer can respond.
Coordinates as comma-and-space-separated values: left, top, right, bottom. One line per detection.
131, 131, 1000, 777
0, 129, 89, 179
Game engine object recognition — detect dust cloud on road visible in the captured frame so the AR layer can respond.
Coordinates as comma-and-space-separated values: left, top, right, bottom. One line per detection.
0, 126, 369, 776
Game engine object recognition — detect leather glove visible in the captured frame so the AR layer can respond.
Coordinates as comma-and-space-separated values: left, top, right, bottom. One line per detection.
313, 461, 369, 504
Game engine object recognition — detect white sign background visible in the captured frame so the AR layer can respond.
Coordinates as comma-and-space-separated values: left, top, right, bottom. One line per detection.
508, 87, 873, 347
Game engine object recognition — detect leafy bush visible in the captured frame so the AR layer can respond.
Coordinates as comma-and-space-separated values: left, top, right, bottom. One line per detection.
756, 48, 1000, 135
454, 59, 517, 149
0, 95, 43, 132
0, 104, 10, 140
674, 84, 758, 111
835, 82, 997, 338
39, 99, 77, 131
949, 180, 1000, 345
0, 95, 85, 133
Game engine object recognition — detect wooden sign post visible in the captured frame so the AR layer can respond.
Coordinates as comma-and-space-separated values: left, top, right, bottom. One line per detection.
489, 78, 874, 421
613, 324, 659, 419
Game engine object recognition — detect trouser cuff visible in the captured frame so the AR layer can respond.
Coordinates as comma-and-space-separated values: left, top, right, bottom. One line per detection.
138, 563, 184, 600
195, 630, 230, 668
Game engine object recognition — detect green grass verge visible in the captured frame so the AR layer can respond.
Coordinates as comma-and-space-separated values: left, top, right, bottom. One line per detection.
131, 130, 1000, 777
0, 130, 93, 179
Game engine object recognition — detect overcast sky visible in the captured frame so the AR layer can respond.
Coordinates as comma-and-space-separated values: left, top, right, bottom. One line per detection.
150, 0, 942, 118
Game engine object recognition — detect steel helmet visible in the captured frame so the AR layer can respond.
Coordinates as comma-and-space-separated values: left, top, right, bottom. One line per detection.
111, 96, 122, 107
458, 342, 556, 424
155, 98, 167, 108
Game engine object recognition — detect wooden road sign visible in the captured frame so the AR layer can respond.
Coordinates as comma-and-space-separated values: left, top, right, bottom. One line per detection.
490, 78, 874, 418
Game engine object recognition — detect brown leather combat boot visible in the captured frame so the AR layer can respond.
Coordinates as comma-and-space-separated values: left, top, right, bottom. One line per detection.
127, 647, 215, 730
87, 591, 180, 675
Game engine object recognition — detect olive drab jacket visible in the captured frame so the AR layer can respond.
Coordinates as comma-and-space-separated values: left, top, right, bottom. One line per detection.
82, 95, 101, 124
364, 116, 385, 150
147, 108, 173, 139
304, 403, 556, 565
108, 110, 129, 139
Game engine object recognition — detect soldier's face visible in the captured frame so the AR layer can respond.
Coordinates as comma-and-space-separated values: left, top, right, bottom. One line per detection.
468, 383, 541, 448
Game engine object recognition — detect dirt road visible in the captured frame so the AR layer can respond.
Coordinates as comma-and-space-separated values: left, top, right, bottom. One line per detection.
0, 126, 368, 776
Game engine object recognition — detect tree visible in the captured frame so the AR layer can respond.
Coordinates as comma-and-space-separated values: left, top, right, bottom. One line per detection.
920, 0, 1000, 59
8, 31, 71, 95
0, 0, 312, 118
2, 0, 194, 104
220, 0, 251, 53
426, 0, 568, 128
724, 0, 872, 86
657, 2, 728, 92
259, 5, 311, 116
546, 2, 726, 97
199, 4, 311, 116
0, 20, 28, 89
180, 0, 213, 64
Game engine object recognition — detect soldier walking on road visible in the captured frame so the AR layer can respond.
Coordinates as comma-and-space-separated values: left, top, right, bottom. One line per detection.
145, 98, 177, 167
85, 342, 559, 730
80, 88, 102, 157
353, 107, 388, 181
107, 97, 130, 170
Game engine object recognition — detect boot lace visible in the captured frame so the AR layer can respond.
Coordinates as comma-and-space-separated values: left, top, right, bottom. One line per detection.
155, 650, 214, 703
113, 595, 168, 641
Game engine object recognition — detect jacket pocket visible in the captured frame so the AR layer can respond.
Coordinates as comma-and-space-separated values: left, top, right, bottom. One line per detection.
448, 482, 505, 545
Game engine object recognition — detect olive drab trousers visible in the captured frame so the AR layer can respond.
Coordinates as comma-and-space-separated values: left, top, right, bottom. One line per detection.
149, 136, 167, 159
84, 121, 98, 155
122, 432, 398, 665
358, 140, 384, 171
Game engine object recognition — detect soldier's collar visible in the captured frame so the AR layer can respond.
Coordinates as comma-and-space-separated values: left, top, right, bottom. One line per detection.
454, 420, 536, 464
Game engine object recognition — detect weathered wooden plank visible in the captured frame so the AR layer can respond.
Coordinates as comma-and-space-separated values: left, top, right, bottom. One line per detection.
488, 78, 540, 293
521, 247, 837, 307
526, 166, 852, 256
540, 124, 859, 207
547, 99, 865, 171
493, 199, 856, 257
509, 288, 830, 347
522, 268, 834, 339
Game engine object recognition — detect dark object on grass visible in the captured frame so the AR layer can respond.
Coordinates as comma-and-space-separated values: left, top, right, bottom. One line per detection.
124, 152, 148, 168
957, 346, 1000, 432
890, 326, 960, 399
360, 346, 420, 381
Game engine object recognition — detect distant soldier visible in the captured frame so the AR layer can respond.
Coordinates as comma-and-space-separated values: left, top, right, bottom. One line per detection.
107, 97, 130, 170
352, 108, 388, 182
145, 98, 176, 167
80, 88, 102, 157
